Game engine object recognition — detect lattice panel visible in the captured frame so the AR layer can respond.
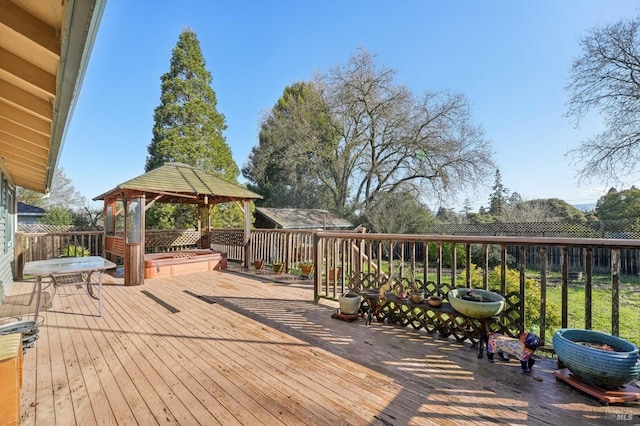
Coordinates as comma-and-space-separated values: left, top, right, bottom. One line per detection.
426, 219, 640, 239
351, 271, 524, 344
499, 291, 523, 338
209, 230, 244, 246
145, 230, 199, 249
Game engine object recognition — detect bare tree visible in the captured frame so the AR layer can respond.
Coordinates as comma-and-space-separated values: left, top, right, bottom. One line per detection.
565, 17, 640, 184
317, 49, 494, 215
17, 168, 85, 209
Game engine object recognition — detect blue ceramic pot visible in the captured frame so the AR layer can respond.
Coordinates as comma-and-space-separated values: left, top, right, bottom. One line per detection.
553, 328, 640, 389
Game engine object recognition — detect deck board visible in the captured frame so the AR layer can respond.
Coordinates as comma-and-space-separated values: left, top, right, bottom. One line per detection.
5, 269, 637, 425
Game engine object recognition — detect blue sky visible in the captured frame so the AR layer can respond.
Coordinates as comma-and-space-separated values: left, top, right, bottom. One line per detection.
61, 0, 640, 211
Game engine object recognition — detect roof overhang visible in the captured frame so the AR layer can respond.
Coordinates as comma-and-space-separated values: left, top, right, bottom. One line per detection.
0, 0, 107, 193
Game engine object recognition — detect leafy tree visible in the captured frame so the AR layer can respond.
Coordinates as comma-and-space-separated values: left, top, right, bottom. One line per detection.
502, 198, 586, 223
595, 187, 640, 221
467, 211, 495, 224
427, 242, 466, 268
461, 198, 473, 217
488, 169, 509, 217
435, 207, 458, 223
243, 82, 338, 209
363, 190, 436, 234
40, 205, 73, 226
246, 49, 494, 217
565, 16, 640, 185
145, 28, 242, 228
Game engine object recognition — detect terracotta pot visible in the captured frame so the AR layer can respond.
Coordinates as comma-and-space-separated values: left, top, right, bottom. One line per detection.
300, 263, 314, 276
272, 263, 285, 274
254, 259, 265, 270
328, 267, 342, 282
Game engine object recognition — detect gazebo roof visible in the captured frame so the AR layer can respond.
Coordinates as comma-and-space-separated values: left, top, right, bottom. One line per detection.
94, 162, 263, 204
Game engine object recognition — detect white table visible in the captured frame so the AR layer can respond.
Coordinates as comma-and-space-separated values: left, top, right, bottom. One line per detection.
23, 256, 116, 317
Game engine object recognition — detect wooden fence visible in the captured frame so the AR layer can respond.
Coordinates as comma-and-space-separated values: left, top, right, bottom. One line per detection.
16, 231, 104, 278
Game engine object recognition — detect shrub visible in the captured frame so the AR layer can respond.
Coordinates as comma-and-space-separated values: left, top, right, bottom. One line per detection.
62, 245, 90, 257
427, 242, 466, 268
459, 263, 561, 338
40, 205, 73, 226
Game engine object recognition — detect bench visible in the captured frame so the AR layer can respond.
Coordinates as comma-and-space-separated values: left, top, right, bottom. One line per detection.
351, 273, 520, 352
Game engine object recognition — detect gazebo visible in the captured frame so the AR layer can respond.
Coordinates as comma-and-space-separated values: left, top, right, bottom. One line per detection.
94, 163, 262, 285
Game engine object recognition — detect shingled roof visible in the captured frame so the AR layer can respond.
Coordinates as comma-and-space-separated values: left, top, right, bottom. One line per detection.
93, 163, 262, 204
255, 207, 353, 229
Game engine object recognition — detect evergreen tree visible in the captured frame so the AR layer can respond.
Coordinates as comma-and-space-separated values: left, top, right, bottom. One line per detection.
596, 187, 640, 221
146, 28, 238, 179
488, 169, 509, 217
145, 28, 242, 228
243, 82, 338, 209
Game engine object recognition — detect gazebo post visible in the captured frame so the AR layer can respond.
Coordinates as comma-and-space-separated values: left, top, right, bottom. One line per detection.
123, 190, 145, 286
243, 200, 251, 269
199, 203, 211, 249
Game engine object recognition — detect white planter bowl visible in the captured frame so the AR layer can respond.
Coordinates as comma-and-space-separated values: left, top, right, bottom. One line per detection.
338, 293, 361, 315
448, 288, 505, 319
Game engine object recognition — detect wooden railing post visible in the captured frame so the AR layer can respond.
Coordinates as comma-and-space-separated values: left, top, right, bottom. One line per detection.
561, 246, 569, 329
519, 244, 526, 332
15, 232, 23, 280
585, 248, 593, 330
611, 249, 620, 336
539, 246, 547, 343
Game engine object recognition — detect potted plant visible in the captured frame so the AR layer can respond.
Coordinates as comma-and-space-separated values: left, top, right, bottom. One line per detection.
328, 266, 342, 282
300, 262, 314, 277
410, 281, 425, 304
272, 261, 285, 274
253, 259, 265, 270
338, 292, 361, 315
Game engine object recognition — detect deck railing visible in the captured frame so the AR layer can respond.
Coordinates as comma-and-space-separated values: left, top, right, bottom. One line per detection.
210, 228, 315, 268
16, 228, 640, 346
208, 228, 640, 346
16, 230, 105, 278
311, 231, 640, 345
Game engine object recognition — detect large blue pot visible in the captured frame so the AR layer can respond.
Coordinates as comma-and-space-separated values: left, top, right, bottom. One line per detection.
553, 328, 640, 389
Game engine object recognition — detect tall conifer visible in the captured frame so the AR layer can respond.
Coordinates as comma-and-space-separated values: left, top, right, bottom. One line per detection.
146, 28, 238, 181
145, 29, 241, 228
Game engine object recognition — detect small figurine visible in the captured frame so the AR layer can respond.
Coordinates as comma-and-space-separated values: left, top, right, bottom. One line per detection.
486, 332, 541, 373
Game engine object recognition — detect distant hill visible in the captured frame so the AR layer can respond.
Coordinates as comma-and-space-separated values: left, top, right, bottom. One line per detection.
573, 203, 596, 212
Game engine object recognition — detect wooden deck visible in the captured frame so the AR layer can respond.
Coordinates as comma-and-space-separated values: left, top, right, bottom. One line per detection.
5, 268, 639, 425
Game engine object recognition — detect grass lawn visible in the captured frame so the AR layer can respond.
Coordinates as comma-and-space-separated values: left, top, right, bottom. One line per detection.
546, 284, 640, 347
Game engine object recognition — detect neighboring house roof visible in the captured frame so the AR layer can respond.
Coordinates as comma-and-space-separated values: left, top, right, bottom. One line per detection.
255, 207, 353, 229
0, 0, 107, 193
94, 162, 263, 204
17, 202, 45, 216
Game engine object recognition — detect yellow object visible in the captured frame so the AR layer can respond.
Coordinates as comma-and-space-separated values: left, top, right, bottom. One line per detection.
0, 333, 23, 426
